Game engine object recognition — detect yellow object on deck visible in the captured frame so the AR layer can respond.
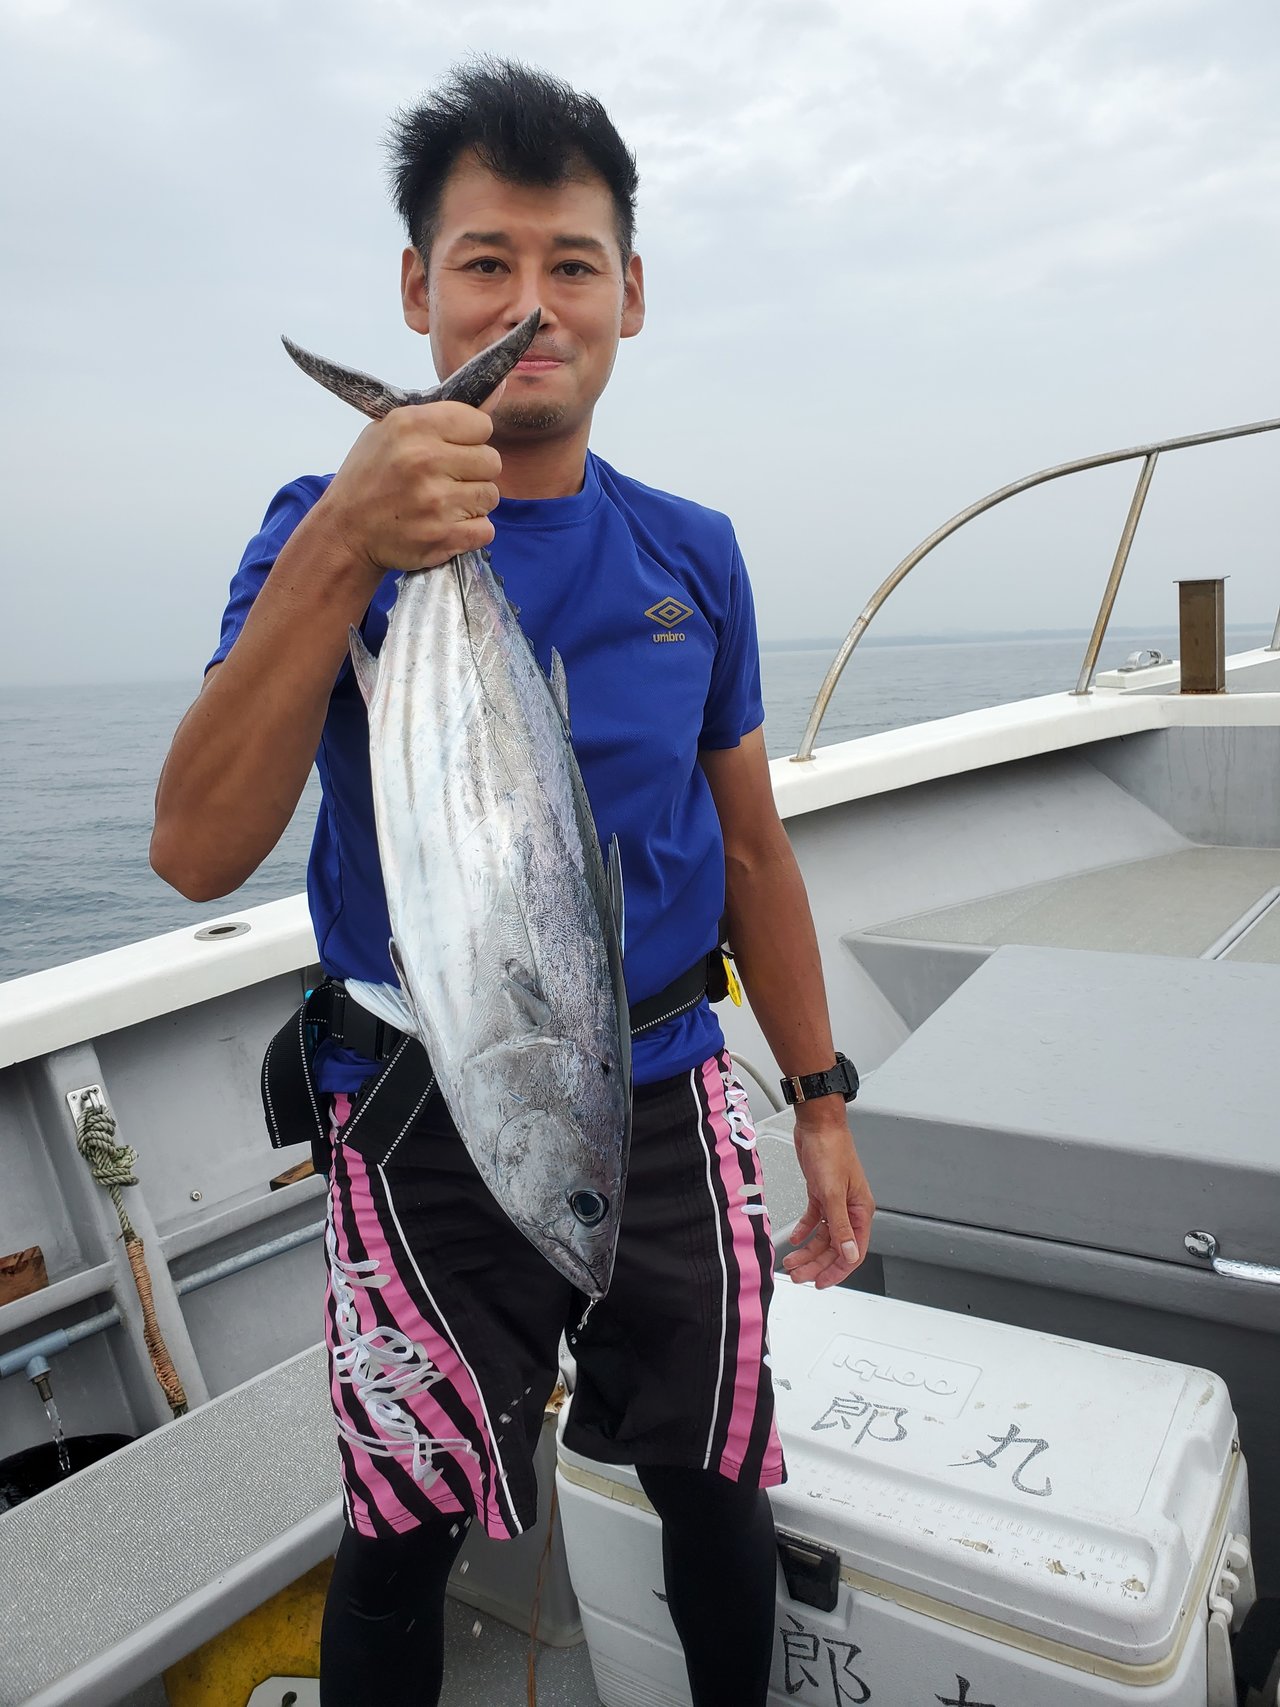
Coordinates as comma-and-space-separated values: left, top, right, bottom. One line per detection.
162, 1558, 333, 1707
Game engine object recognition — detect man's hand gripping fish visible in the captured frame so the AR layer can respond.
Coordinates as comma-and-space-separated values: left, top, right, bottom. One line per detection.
285, 312, 632, 1299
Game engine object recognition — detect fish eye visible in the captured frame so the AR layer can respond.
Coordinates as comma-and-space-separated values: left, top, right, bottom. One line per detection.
569, 1189, 608, 1227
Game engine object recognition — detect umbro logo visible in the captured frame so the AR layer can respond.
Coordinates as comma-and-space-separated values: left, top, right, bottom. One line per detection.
645, 598, 692, 643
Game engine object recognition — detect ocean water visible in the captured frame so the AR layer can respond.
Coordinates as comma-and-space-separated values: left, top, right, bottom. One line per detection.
1, 625, 1271, 983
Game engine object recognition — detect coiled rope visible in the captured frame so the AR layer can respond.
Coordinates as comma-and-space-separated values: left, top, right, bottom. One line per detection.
75, 1103, 189, 1417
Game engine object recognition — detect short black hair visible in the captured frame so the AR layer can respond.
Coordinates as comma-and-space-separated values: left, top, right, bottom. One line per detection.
387, 58, 639, 262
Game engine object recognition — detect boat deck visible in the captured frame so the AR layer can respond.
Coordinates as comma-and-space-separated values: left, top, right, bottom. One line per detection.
4, 1334, 607, 1707
440, 1600, 599, 1707
864, 844, 1280, 962
118, 1606, 602, 1707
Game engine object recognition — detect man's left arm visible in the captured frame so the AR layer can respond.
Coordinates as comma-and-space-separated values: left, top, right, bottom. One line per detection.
700, 726, 875, 1290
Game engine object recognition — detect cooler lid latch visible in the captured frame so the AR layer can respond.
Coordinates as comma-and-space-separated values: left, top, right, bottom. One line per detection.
777, 1530, 841, 1613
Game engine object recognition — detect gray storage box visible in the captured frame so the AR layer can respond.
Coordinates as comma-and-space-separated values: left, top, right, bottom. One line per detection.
759, 943, 1280, 1592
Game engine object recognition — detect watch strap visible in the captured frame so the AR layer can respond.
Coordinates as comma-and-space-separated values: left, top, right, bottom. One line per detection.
780, 1051, 859, 1106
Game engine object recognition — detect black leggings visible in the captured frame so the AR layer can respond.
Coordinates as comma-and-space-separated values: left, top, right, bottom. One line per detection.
319, 1466, 777, 1707
637, 1464, 778, 1706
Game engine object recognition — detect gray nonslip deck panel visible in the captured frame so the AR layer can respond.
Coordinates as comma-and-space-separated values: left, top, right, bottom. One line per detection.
849, 944, 1280, 1267
865, 845, 1280, 961
1, 1344, 342, 1707
439, 1598, 601, 1706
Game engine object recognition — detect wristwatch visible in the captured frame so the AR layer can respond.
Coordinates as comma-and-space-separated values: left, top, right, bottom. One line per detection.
780, 1051, 859, 1106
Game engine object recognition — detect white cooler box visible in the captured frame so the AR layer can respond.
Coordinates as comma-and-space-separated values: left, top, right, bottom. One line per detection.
557, 1277, 1255, 1706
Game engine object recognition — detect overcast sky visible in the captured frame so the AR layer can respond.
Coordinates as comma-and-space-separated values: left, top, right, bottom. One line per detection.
2, 0, 1278, 687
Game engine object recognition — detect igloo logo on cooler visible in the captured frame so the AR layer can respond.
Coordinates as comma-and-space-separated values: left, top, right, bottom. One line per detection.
812, 1334, 982, 1419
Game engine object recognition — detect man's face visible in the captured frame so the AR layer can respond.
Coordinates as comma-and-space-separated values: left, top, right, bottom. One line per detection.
402, 152, 644, 445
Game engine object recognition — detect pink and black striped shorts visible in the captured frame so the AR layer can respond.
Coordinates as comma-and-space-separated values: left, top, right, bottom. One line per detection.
324, 1050, 785, 1540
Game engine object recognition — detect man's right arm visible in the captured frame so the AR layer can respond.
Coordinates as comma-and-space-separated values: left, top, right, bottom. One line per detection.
150, 400, 502, 901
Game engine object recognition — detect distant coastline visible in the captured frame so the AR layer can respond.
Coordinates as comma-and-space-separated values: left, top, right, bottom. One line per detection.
760, 623, 1274, 653
3, 623, 1273, 691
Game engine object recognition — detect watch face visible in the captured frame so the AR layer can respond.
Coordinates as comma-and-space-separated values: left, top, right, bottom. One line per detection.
828, 1056, 858, 1100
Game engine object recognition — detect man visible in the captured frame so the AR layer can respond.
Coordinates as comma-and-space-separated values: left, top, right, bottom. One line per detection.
152, 58, 874, 1707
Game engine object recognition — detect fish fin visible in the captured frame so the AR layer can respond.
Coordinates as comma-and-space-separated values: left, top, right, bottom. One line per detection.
345, 978, 417, 1040
478, 882, 548, 1033
388, 939, 410, 989
548, 649, 570, 728
281, 336, 408, 421
607, 836, 626, 955
483, 556, 516, 606
281, 315, 538, 421
433, 309, 541, 408
348, 626, 379, 707
503, 966, 553, 1032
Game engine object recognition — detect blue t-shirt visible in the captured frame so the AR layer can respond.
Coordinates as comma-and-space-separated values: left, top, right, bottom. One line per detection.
210, 451, 764, 1089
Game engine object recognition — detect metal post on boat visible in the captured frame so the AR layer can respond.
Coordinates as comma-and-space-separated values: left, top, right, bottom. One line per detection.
1178, 578, 1227, 693
1072, 453, 1160, 695
1267, 602, 1280, 652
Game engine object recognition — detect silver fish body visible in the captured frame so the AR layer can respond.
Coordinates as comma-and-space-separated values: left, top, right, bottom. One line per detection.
285, 313, 632, 1296
347, 558, 631, 1298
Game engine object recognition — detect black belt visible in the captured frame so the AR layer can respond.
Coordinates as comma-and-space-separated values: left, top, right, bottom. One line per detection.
306, 980, 406, 1061
308, 951, 726, 1062
262, 952, 730, 1157
631, 951, 727, 1033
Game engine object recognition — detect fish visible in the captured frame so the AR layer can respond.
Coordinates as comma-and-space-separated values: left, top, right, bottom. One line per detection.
284, 313, 632, 1298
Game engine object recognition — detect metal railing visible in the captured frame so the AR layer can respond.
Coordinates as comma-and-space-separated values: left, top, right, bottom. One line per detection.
792, 414, 1280, 762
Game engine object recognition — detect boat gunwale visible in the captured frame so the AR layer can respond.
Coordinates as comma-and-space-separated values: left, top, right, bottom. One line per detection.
3, 683, 1279, 1071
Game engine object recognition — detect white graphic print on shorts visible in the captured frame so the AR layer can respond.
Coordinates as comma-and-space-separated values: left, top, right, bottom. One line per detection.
722, 1068, 770, 1215
326, 1214, 475, 1487
722, 1070, 757, 1148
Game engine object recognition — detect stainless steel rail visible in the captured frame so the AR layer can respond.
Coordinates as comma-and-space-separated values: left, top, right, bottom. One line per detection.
792, 414, 1280, 762
174, 1219, 326, 1297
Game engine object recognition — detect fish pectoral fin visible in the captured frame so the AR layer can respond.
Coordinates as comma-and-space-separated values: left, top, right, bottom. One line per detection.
503, 966, 553, 1033
346, 975, 417, 1041
548, 649, 570, 728
607, 835, 626, 955
348, 626, 380, 707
